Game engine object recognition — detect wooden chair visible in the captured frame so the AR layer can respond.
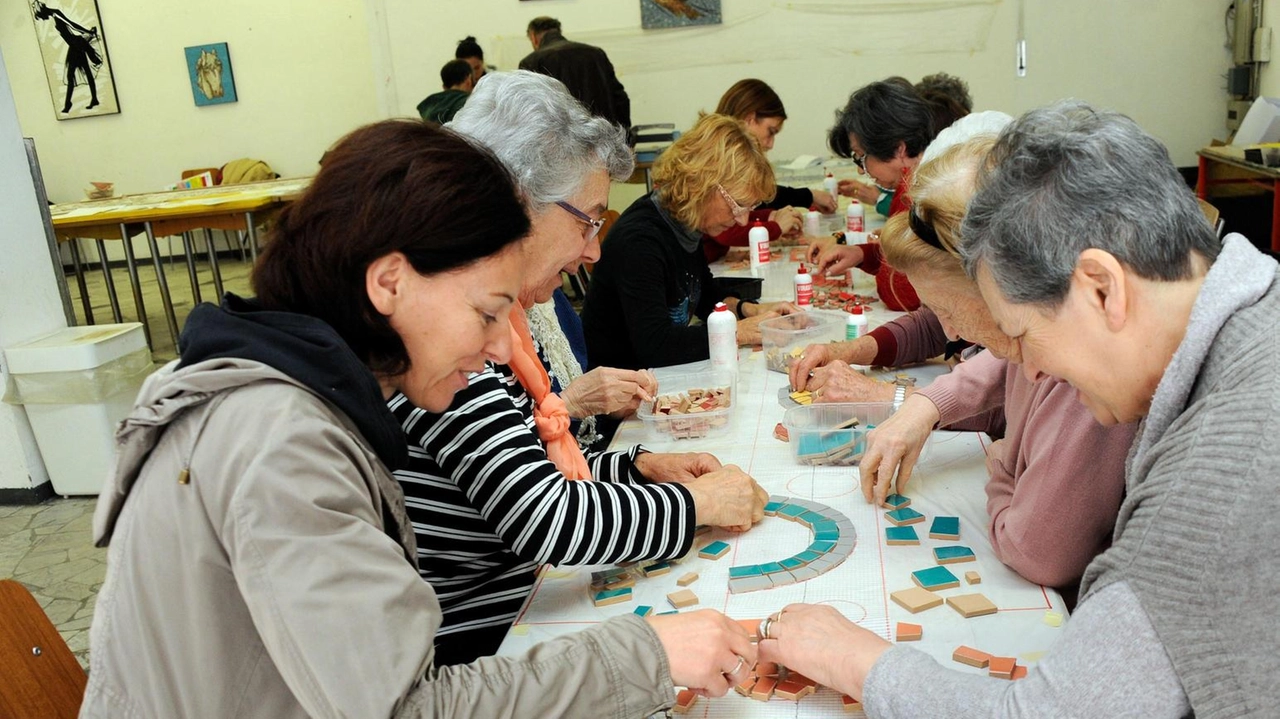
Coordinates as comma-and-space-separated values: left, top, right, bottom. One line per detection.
0, 579, 87, 719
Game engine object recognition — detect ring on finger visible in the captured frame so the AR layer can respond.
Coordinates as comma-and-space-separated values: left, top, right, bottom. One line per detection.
724, 654, 746, 677
758, 615, 774, 641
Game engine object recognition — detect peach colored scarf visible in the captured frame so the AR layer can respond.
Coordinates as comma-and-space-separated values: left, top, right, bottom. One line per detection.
507, 308, 592, 480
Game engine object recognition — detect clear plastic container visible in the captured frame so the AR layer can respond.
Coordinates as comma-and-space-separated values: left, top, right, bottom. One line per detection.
636, 370, 735, 441
783, 402, 898, 466
760, 310, 847, 373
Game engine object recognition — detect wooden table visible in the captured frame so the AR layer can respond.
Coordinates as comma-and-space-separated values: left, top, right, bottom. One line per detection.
498, 254, 1068, 716
49, 177, 310, 348
1196, 145, 1280, 252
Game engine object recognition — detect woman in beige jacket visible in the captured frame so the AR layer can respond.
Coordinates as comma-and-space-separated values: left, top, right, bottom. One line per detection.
80, 120, 756, 718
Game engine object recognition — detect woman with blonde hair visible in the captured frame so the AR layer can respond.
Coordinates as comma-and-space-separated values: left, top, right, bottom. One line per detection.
582, 113, 797, 370
701, 79, 831, 262
851, 135, 1135, 591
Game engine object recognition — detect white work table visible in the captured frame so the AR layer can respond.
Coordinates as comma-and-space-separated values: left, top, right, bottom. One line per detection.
499, 243, 1068, 717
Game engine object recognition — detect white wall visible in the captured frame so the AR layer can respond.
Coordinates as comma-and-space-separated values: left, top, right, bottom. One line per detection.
373, 0, 1230, 167
0, 49, 67, 493
1, 0, 381, 204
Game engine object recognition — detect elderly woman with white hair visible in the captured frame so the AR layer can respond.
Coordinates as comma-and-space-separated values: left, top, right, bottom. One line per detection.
752, 101, 1280, 716
388, 71, 768, 667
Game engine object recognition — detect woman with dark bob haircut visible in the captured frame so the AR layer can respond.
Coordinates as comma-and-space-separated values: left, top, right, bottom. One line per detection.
80, 119, 758, 718
809, 77, 970, 312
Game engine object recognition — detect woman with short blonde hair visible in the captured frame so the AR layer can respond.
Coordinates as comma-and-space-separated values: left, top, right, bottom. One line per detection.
583, 113, 797, 369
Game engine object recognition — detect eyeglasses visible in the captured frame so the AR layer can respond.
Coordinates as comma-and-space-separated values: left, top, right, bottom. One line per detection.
555, 201, 606, 240
717, 184, 759, 222
852, 149, 868, 173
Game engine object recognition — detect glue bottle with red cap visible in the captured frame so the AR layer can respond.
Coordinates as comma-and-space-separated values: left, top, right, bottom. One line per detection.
846, 304, 867, 340
748, 220, 770, 271
794, 264, 813, 309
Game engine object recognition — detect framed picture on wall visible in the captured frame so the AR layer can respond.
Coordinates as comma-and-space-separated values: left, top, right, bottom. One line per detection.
184, 42, 238, 107
641, 0, 722, 29
28, 0, 120, 120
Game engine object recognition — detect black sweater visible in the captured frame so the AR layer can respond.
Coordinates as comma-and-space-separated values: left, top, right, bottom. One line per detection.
582, 194, 725, 370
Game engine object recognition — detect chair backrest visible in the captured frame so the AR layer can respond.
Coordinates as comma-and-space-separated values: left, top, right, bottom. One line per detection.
181, 167, 223, 185
0, 579, 87, 719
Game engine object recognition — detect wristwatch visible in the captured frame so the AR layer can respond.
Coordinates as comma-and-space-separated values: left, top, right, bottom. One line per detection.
891, 375, 914, 411
891, 383, 907, 411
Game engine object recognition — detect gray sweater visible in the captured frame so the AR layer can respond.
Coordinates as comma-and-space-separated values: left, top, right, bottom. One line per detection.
863, 235, 1280, 718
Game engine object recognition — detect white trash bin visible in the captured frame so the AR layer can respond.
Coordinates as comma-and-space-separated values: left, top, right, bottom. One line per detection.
3, 323, 152, 496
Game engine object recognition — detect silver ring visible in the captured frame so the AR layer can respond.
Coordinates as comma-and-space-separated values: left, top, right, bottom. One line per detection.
725, 654, 746, 677
758, 616, 773, 641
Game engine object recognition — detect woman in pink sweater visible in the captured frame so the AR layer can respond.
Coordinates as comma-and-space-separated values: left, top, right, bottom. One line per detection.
857, 137, 1136, 591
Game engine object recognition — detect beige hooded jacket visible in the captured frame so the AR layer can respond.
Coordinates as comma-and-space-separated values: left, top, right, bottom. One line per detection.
80, 356, 675, 718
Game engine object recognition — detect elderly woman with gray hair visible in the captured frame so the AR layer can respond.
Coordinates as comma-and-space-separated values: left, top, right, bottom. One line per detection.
388, 71, 768, 667
751, 101, 1280, 716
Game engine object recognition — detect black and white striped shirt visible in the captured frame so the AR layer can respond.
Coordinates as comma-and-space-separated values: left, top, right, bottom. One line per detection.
388, 361, 695, 665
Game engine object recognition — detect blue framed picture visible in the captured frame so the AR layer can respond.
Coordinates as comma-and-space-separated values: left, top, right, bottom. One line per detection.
184, 42, 237, 106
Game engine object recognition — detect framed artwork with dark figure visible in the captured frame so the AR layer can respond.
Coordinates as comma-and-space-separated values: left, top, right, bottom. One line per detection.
184, 42, 238, 107
29, 0, 120, 120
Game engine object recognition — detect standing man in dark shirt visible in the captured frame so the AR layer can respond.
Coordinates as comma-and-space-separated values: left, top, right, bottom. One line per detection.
519, 17, 631, 131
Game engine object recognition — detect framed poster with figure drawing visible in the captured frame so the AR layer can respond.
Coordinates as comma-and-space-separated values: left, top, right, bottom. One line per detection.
185, 42, 238, 107
28, 0, 120, 120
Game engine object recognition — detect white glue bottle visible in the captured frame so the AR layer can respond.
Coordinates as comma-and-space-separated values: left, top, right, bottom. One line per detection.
846, 200, 865, 233
794, 264, 813, 309
748, 220, 770, 271
823, 172, 838, 206
707, 302, 738, 372
804, 207, 821, 237
846, 304, 867, 340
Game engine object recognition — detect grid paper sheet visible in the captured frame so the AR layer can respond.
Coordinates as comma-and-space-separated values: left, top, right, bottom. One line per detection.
500, 354, 1068, 717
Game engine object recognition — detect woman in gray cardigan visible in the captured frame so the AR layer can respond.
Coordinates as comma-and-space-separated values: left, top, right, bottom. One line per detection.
755, 102, 1280, 717
81, 120, 756, 719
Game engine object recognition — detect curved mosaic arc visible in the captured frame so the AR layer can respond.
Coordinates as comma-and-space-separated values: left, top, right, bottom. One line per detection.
727, 495, 857, 594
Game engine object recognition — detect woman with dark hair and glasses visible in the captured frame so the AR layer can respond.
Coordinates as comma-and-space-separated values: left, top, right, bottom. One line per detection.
80, 119, 760, 718
388, 73, 769, 666
808, 77, 972, 311
582, 112, 799, 371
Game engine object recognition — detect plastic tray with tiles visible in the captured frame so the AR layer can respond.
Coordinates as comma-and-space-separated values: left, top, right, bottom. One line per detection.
636, 370, 736, 441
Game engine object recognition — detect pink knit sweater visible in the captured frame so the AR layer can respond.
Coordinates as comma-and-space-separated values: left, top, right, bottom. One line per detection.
916, 351, 1136, 588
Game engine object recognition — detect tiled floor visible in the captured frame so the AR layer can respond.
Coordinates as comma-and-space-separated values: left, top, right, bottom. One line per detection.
0, 499, 103, 669
0, 250, 255, 669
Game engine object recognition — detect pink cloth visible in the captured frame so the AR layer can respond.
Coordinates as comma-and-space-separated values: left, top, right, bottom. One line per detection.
917, 351, 1136, 588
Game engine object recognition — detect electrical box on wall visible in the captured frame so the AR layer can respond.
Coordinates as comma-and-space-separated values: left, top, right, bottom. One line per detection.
1228, 99, 1255, 131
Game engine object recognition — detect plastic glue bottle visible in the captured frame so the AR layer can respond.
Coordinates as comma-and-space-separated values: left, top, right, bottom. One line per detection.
846, 200, 865, 233
707, 302, 738, 372
846, 304, 867, 340
804, 207, 822, 237
823, 171, 838, 206
794, 264, 813, 309
748, 221, 770, 271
